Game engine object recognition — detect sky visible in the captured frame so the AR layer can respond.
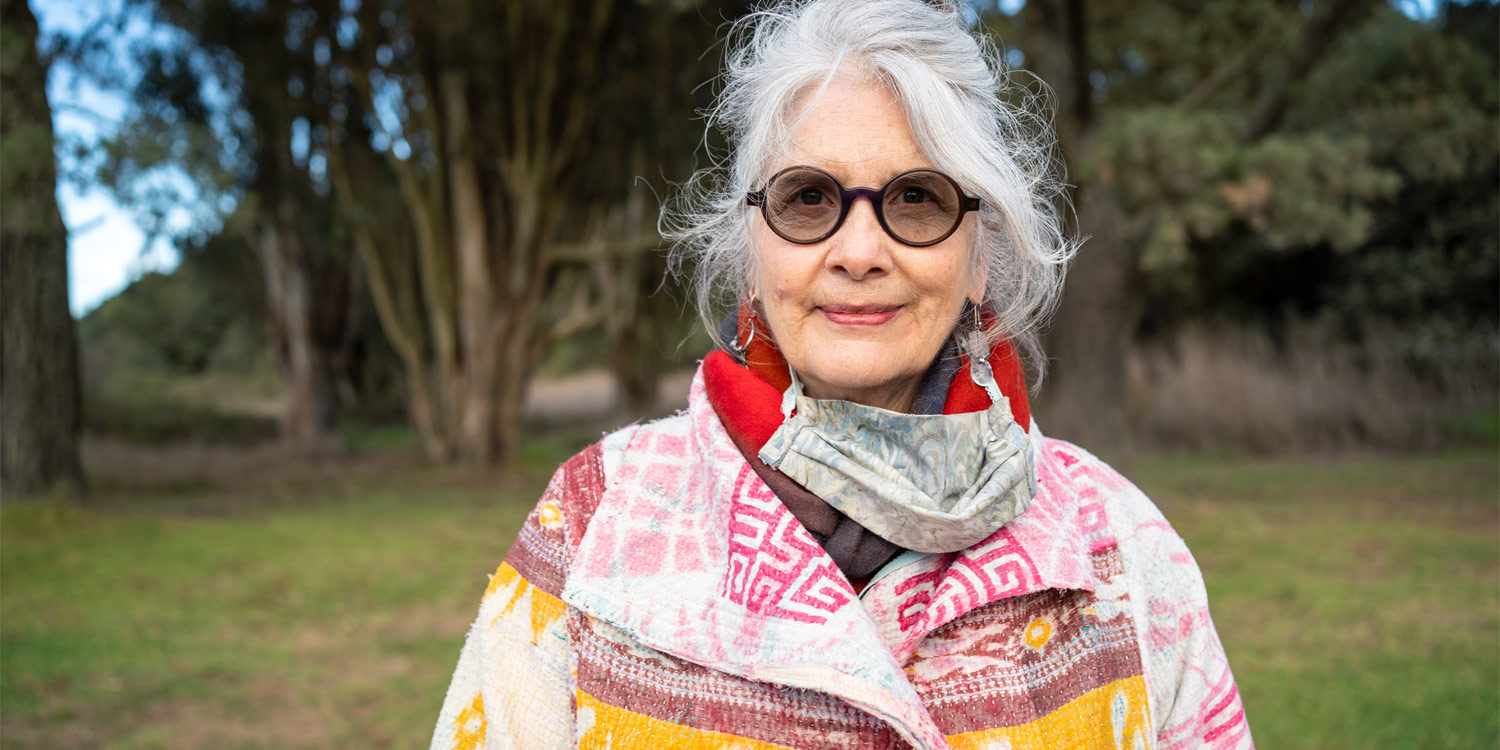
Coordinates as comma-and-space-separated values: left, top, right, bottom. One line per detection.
37, 0, 184, 317
36, 0, 1446, 318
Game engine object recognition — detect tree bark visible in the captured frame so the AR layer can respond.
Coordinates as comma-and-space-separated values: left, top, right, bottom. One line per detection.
443, 72, 506, 464
243, 72, 341, 447
253, 196, 335, 445
0, 0, 86, 499
1038, 176, 1140, 447
1030, 0, 1142, 446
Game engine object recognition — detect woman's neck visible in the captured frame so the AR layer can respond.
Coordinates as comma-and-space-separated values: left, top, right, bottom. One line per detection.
795, 369, 923, 413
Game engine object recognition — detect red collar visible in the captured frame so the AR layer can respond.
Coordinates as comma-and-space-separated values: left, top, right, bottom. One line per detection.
703, 315, 1031, 454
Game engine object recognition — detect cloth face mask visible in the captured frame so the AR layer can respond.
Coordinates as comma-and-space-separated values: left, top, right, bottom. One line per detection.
758, 359, 1036, 554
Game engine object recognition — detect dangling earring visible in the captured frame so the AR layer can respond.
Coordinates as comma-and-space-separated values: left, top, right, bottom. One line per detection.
730, 298, 758, 363
964, 300, 987, 363
738, 314, 757, 352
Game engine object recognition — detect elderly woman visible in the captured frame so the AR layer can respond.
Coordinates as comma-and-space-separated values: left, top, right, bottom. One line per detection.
431, 1, 1252, 748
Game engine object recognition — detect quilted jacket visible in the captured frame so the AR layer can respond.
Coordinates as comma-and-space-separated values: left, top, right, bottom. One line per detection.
430, 366, 1254, 749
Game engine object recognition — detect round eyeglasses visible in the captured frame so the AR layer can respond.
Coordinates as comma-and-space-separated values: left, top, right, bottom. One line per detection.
746, 166, 982, 247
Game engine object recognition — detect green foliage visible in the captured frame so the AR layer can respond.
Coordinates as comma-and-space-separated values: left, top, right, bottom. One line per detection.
1093, 7, 1488, 256
1294, 4, 1499, 185
76, 233, 284, 444
1236, 133, 1402, 251
84, 273, 238, 377
1007, 1, 1500, 343
1094, 110, 1401, 273
80, 240, 269, 389
1445, 409, 1500, 446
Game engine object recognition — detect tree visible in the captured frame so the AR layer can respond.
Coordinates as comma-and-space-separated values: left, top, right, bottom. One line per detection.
1, 0, 86, 498
319, 0, 727, 463
66, 0, 734, 464
73, 0, 360, 446
982, 0, 1387, 444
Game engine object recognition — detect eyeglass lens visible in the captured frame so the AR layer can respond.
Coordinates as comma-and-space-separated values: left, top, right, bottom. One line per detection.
763, 168, 964, 245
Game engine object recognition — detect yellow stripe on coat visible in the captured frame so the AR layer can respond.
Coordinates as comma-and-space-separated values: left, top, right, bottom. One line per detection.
946, 676, 1152, 750
484, 561, 565, 646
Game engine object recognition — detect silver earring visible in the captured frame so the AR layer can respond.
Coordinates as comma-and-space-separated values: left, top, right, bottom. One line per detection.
730, 305, 758, 362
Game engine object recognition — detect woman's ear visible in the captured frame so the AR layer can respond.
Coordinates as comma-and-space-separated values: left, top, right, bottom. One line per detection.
966, 255, 988, 305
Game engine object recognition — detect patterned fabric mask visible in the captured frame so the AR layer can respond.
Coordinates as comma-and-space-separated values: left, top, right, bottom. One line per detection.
758, 359, 1036, 553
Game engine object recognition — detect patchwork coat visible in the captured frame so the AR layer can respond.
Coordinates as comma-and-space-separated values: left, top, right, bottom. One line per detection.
430, 368, 1253, 749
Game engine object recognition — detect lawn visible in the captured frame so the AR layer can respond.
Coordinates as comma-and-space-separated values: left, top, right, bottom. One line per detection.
2, 440, 1496, 749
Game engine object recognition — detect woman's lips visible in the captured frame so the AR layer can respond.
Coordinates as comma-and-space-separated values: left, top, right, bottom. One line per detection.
818, 304, 902, 326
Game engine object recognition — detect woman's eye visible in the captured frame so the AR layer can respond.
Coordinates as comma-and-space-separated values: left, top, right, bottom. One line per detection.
900, 188, 929, 204
798, 190, 825, 206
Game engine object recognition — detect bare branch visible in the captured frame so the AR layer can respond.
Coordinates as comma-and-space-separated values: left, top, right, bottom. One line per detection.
1176, 23, 1282, 112
542, 233, 661, 266
1241, 0, 1374, 143
324, 139, 421, 368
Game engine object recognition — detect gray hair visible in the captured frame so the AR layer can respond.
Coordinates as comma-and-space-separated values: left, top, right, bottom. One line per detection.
662, 0, 1076, 380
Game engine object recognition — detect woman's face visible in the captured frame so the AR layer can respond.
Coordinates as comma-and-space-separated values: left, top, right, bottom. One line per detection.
752, 77, 983, 412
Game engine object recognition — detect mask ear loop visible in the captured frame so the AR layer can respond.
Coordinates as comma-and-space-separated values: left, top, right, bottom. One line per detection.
780, 367, 802, 418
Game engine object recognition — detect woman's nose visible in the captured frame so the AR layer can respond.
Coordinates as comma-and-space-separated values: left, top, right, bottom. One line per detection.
825, 198, 891, 280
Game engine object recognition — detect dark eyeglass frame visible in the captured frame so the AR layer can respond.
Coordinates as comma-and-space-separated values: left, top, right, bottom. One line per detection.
745, 165, 983, 248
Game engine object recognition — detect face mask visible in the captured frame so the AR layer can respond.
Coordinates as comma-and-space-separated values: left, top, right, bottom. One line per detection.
757, 360, 1036, 554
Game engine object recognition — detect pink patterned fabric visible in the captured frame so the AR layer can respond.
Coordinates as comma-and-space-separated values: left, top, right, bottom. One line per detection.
430, 363, 1254, 750
724, 468, 856, 624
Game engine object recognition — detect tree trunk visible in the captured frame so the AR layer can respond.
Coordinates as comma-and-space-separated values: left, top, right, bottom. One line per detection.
602, 169, 662, 420
1028, 0, 1140, 449
613, 336, 660, 419
443, 71, 509, 465
493, 357, 527, 468
241, 67, 348, 447
1038, 178, 1141, 449
0, 0, 86, 499
254, 199, 335, 446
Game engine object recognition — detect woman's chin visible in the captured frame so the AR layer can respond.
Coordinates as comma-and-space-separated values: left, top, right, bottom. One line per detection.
797, 358, 925, 408
780, 308, 946, 407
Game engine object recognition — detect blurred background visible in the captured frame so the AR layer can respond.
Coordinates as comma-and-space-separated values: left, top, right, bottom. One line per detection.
1, 0, 1495, 747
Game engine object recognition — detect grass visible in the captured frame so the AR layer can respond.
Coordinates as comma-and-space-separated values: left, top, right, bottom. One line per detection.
1129, 449, 1500, 749
2, 441, 1495, 749
0, 438, 580, 750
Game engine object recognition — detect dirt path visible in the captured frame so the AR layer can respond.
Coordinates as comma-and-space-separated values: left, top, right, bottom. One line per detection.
76, 369, 698, 501
522, 368, 694, 421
